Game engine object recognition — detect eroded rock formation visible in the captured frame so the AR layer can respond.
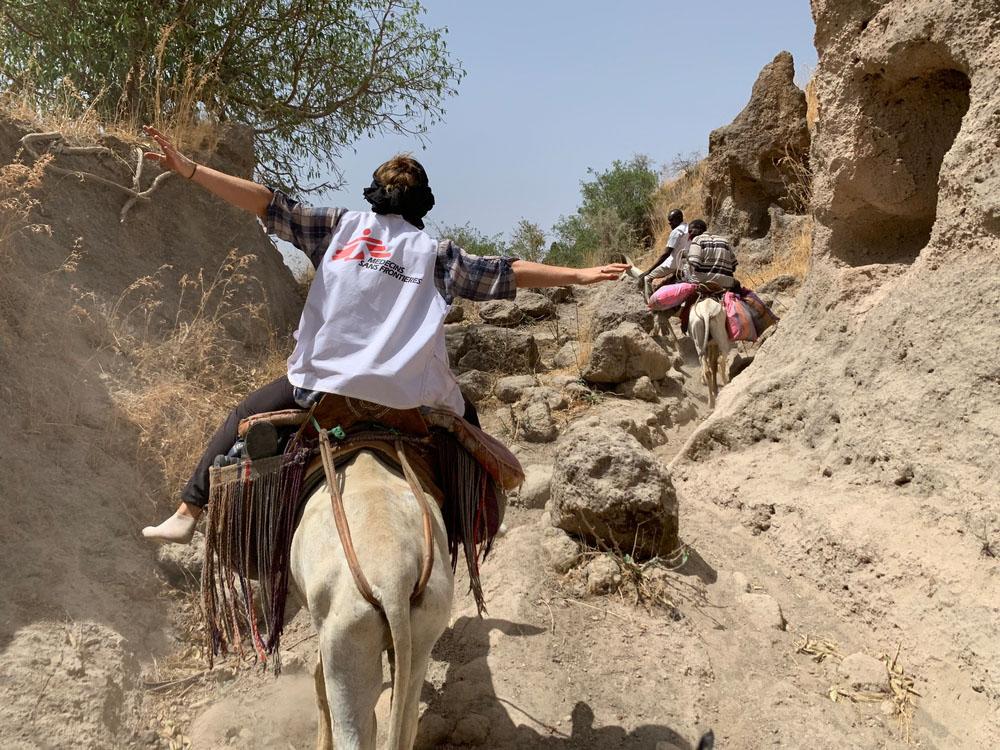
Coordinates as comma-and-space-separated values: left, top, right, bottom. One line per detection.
705, 51, 811, 239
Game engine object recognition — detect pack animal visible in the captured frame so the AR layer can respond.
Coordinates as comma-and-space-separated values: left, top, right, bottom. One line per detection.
688, 297, 732, 408
290, 450, 454, 750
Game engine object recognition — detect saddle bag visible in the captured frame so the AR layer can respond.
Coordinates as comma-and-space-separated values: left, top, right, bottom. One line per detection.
648, 281, 697, 311
723, 291, 758, 342
740, 289, 779, 335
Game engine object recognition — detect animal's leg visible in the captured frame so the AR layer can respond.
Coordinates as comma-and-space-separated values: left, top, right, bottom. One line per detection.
707, 342, 719, 409
314, 657, 334, 750
318, 620, 384, 750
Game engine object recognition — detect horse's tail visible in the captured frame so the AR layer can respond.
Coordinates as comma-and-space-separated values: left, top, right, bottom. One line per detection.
384, 593, 413, 750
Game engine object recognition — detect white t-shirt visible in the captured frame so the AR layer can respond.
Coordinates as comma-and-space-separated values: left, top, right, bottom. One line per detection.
649, 223, 689, 277
664, 223, 690, 269
286, 210, 465, 415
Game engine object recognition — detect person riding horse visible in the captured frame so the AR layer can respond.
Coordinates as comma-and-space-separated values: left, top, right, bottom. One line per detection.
139, 126, 628, 544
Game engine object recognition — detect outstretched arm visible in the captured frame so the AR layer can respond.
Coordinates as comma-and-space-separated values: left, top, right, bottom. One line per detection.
640, 251, 669, 277
512, 260, 629, 288
142, 126, 272, 219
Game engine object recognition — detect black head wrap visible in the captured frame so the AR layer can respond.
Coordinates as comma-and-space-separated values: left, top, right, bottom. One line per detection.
363, 175, 435, 229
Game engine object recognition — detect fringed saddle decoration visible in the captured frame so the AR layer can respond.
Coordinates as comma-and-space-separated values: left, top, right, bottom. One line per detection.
200, 396, 522, 673
201, 436, 311, 670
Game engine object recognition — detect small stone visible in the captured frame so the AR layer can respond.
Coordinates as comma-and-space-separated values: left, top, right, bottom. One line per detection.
456, 369, 493, 403
585, 557, 622, 595
278, 650, 307, 674
450, 713, 491, 745
515, 465, 552, 509
543, 286, 573, 303
553, 341, 580, 368
822, 466, 833, 477
515, 290, 555, 319
565, 381, 592, 400
494, 374, 539, 403
839, 652, 888, 692
478, 299, 522, 327
415, 712, 451, 749
542, 533, 580, 574
516, 399, 558, 443
894, 464, 915, 486
155, 532, 205, 587
737, 593, 785, 631
526, 385, 569, 411
445, 304, 465, 323
615, 375, 660, 402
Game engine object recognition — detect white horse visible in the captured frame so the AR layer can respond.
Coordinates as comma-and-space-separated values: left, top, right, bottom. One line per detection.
290, 450, 454, 750
688, 297, 732, 409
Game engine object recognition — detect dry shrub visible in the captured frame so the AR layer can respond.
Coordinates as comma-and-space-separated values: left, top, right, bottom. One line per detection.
87, 251, 289, 498
644, 161, 708, 268
744, 216, 814, 289
3, 25, 217, 152
805, 77, 819, 134
0, 156, 50, 254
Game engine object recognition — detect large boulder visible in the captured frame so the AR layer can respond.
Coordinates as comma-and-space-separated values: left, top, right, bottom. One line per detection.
582, 322, 670, 384
704, 51, 810, 239
549, 417, 678, 557
590, 280, 654, 334
448, 325, 540, 373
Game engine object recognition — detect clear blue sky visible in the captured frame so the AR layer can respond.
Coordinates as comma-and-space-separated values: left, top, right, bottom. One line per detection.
314, 1, 816, 241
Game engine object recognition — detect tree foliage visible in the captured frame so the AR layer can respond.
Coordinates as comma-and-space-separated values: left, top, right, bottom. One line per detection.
0, 0, 463, 192
433, 222, 507, 257
508, 219, 546, 262
552, 155, 659, 266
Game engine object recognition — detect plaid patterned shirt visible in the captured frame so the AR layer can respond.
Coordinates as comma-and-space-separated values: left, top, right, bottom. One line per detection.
265, 189, 517, 304
682, 233, 738, 289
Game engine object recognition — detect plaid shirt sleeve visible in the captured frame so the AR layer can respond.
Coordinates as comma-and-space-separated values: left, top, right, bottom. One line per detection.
435, 240, 518, 303
265, 189, 345, 268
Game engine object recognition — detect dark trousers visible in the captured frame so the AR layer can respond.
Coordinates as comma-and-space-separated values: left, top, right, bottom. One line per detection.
181, 376, 297, 507
181, 375, 481, 508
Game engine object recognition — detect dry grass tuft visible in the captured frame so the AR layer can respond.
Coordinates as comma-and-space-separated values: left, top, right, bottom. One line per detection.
0, 156, 50, 255
81, 251, 288, 498
644, 161, 708, 268
805, 77, 819, 134
742, 216, 814, 290
796, 636, 920, 742
3, 26, 219, 151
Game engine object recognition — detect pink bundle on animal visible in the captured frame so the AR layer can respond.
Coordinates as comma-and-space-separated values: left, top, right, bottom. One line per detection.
723, 292, 758, 341
648, 282, 697, 310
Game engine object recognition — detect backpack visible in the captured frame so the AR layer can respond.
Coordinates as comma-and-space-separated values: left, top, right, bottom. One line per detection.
648, 282, 697, 311
723, 292, 757, 341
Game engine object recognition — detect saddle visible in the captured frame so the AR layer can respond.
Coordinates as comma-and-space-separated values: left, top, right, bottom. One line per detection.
236, 396, 523, 492
202, 394, 522, 669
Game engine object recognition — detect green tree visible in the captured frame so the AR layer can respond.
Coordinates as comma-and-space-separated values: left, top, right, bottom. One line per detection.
508, 219, 546, 262
0, 0, 463, 192
552, 155, 659, 266
433, 222, 507, 257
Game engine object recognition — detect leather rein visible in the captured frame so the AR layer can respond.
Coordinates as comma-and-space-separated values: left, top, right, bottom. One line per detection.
317, 429, 435, 610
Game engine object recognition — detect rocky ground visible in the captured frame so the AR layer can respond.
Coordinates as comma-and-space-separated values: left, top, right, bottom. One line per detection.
127, 278, 959, 750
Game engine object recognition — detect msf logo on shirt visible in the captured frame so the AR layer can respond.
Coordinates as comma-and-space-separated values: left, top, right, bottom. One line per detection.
332, 229, 391, 261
